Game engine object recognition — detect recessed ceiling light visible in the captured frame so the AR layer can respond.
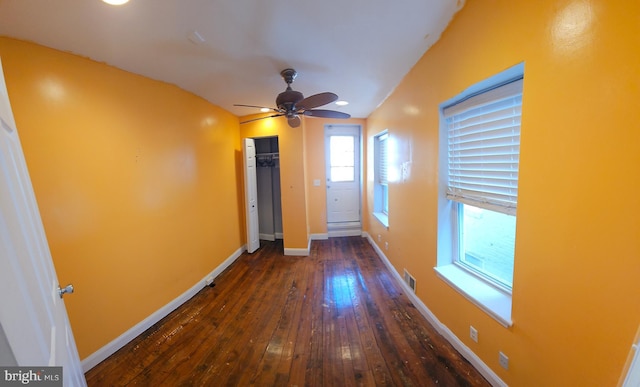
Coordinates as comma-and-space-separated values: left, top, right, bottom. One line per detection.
102, 0, 129, 5
335, 100, 349, 106
260, 108, 271, 112
187, 30, 205, 45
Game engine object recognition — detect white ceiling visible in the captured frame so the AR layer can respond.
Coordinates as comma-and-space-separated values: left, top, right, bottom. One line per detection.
0, 0, 463, 119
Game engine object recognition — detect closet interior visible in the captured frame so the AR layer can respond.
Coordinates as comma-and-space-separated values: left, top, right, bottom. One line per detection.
255, 137, 283, 241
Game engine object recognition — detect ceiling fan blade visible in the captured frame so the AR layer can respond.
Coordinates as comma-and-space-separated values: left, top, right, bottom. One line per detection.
240, 113, 284, 124
288, 115, 301, 128
303, 109, 351, 119
234, 104, 280, 112
296, 92, 338, 110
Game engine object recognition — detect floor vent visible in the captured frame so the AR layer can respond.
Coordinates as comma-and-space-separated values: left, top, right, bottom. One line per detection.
403, 269, 416, 292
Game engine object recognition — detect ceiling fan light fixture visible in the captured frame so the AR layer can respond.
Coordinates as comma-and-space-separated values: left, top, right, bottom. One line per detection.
335, 100, 349, 106
102, 0, 130, 5
260, 108, 271, 112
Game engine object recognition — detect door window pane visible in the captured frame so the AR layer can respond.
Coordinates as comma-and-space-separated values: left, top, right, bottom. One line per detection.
330, 136, 355, 182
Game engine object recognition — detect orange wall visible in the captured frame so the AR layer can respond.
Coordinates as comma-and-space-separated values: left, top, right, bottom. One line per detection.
239, 115, 310, 250
365, 0, 640, 385
0, 37, 244, 359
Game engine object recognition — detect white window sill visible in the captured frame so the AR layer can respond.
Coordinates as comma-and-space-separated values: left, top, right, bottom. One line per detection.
373, 212, 389, 228
434, 264, 512, 328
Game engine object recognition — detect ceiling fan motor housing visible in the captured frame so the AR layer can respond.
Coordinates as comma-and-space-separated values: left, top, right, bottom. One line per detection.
276, 69, 304, 113
276, 88, 304, 113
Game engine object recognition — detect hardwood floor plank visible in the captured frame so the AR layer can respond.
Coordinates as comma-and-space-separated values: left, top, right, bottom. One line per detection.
85, 237, 490, 387
302, 245, 326, 386
205, 253, 295, 385
283, 248, 317, 386
245, 260, 301, 386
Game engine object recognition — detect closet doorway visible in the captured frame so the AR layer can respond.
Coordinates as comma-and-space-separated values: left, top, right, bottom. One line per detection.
254, 137, 283, 242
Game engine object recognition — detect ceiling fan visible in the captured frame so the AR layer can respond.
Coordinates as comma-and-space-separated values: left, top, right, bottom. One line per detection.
235, 68, 351, 128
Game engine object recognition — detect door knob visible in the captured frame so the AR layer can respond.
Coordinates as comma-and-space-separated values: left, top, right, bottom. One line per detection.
58, 284, 74, 298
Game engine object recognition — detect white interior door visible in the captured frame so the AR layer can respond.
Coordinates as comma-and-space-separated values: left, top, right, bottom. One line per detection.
0, 59, 86, 385
243, 138, 260, 253
325, 125, 361, 224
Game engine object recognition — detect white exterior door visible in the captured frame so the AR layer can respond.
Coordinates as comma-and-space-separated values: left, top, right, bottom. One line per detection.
243, 138, 260, 253
0, 59, 86, 386
325, 125, 361, 226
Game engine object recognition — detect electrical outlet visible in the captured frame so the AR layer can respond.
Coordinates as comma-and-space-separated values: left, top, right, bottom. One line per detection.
384, 242, 389, 250
377, 234, 381, 242
499, 351, 509, 370
470, 326, 478, 343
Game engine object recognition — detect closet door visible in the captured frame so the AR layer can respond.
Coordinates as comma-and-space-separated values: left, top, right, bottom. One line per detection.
243, 138, 260, 253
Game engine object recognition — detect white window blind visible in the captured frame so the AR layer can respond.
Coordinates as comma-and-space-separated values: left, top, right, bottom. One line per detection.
444, 79, 523, 215
378, 133, 388, 185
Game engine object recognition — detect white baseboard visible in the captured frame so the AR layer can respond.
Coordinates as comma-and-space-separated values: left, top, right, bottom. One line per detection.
327, 221, 362, 238
81, 244, 246, 372
259, 233, 276, 241
327, 229, 362, 237
364, 235, 506, 387
284, 236, 311, 256
283, 248, 309, 256
310, 233, 329, 240
327, 221, 361, 230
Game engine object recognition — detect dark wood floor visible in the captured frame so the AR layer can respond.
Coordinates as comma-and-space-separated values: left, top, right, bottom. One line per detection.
85, 237, 489, 386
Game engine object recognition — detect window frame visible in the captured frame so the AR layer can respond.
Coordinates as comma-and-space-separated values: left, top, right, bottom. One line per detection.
373, 130, 389, 227
435, 63, 524, 328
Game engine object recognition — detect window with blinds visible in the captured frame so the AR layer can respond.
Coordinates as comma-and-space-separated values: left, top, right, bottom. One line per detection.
436, 65, 523, 325
378, 133, 388, 186
443, 79, 523, 215
442, 76, 523, 291
373, 131, 389, 225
